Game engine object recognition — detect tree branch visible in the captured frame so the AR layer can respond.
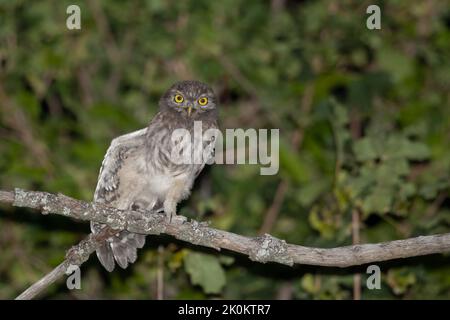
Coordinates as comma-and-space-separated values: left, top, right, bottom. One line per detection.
1, 189, 450, 299
15, 262, 68, 300
14, 226, 118, 300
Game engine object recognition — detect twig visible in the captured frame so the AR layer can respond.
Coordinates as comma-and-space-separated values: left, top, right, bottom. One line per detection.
275, 281, 293, 300
259, 179, 289, 235
352, 209, 361, 300
15, 226, 118, 300
2, 188, 450, 267
424, 191, 448, 218
350, 112, 363, 301
15, 262, 68, 300
156, 246, 164, 300
271, 0, 286, 15
1, 189, 450, 299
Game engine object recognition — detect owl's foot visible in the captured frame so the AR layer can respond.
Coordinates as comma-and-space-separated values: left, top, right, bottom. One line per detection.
164, 212, 187, 225
168, 213, 176, 223
163, 200, 177, 223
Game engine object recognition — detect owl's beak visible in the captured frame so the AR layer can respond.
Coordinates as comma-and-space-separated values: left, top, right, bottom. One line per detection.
186, 103, 193, 117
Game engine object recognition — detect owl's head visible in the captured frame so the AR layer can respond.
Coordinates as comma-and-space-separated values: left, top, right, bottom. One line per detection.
159, 80, 218, 119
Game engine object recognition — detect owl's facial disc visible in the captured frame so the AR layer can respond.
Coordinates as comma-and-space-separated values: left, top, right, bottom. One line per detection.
172, 94, 213, 117
160, 80, 218, 118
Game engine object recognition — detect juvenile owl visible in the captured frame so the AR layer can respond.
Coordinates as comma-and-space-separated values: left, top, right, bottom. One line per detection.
92, 80, 219, 271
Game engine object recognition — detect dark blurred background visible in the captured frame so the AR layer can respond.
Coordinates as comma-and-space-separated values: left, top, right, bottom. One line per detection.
0, 0, 449, 299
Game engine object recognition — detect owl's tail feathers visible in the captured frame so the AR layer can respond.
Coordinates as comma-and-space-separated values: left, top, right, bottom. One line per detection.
96, 242, 115, 272
91, 222, 146, 272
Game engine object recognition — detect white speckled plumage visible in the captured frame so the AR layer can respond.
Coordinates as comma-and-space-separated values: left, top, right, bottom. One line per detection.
91, 80, 218, 271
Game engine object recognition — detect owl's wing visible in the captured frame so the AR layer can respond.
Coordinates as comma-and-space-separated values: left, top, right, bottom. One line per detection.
93, 128, 147, 204
92, 128, 148, 272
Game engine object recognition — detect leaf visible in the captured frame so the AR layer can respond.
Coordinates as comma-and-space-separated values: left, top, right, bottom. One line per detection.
332, 102, 349, 127
378, 46, 414, 83
387, 268, 416, 296
345, 169, 376, 200
383, 158, 410, 177
308, 206, 338, 239
297, 180, 329, 207
168, 249, 189, 272
361, 186, 394, 215
279, 141, 311, 184
219, 256, 235, 266
353, 137, 379, 162
402, 140, 430, 161
419, 180, 450, 200
301, 274, 318, 294
399, 182, 416, 200
384, 135, 430, 161
184, 252, 226, 294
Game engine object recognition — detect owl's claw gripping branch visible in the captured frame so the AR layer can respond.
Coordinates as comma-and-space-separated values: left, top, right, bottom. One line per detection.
1, 188, 450, 300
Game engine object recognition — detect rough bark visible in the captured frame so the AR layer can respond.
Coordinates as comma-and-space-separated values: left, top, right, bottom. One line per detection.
1, 189, 449, 299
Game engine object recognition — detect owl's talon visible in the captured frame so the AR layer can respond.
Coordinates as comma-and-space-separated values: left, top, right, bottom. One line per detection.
164, 200, 178, 223
164, 208, 176, 223
166, 213, 188, 225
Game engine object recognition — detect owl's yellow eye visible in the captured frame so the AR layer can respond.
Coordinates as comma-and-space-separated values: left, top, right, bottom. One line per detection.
174, 94, 184, 103
198, 97, 208, 106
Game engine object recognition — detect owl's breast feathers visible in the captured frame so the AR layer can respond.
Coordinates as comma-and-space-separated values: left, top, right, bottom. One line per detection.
145, 110, 218, 178
94, 110, 218, 207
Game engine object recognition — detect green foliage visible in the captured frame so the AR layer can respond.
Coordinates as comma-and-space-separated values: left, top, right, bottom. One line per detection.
184, 251, 226, 295
0, 0, 449, 299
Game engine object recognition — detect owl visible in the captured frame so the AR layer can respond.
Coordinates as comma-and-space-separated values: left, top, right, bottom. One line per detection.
91, 80, 219, 271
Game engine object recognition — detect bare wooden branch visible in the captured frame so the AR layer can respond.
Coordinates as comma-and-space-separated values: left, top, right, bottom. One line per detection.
15, 262, 68, 300
15, 226, 119, 300
0, 190, 14, 203
1, 188, 449, 299
3, 188, 450, 267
